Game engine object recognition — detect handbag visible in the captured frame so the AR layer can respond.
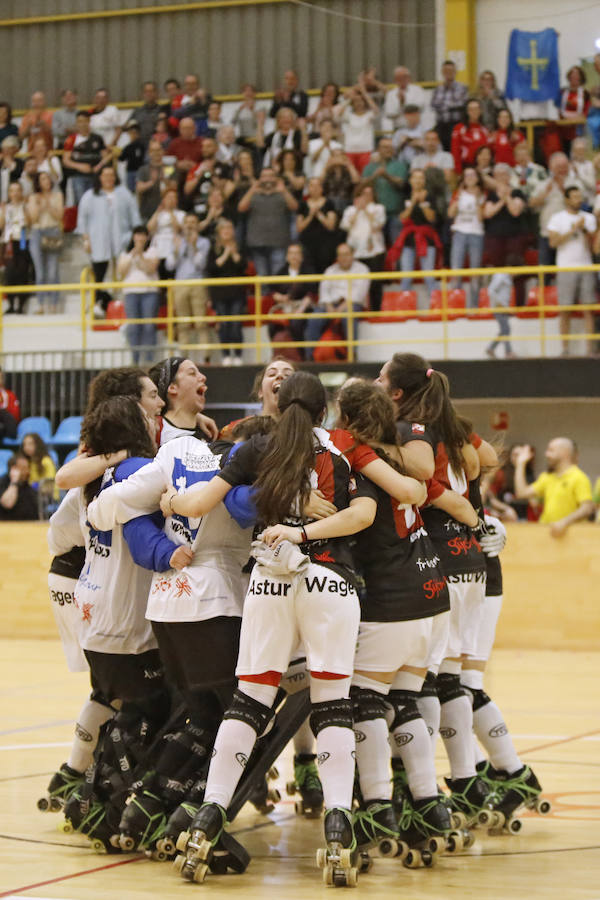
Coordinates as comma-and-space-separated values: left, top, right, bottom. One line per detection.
41, 233, 64, 252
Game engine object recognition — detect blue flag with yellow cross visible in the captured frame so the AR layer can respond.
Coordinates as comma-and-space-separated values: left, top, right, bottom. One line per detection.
505, 28, 560, 103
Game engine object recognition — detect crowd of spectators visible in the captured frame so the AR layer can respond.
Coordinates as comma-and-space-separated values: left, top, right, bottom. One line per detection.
1, 57, 600, 360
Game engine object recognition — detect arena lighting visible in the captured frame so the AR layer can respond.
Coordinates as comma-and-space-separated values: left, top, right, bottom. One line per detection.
595, 37, 600, 49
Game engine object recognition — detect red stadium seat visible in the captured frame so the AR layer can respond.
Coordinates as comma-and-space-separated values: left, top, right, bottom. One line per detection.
472, 288, 495, 320
92, 298, 125, 331
157, 302, 167, 331
524, 247, 539, 266
375, 289, 419, 323
519, 285, 559, 319
429, 288, 467, 321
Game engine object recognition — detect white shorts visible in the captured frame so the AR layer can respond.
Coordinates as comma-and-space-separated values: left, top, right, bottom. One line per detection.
355, 613, 449, 673
236, 562, 360, 678
445, 575, 486, 659
423, 611, 451, 670
48, 573, 88, 673
471, 594, 503, 662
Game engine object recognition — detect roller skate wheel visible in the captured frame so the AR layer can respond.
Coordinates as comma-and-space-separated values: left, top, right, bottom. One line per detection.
404, 849, 421, 868
427, 836, 447, 854
316, 847, 327, 869
37, 797, 49, 812
152, 849, 168, 862
339, 848, 353, 868
378, 837, 398, 858
295, 800, 305, 816
90, 838, 106, 854
119, 834, 136, 852
322, 865, 333, 885
267, 788, 281, 803
267, 766, 279, 780
60, 821, 74, 834
175, 830, 190, 853
358, 851, 372, 873
508, 817, 522, 834
421, 849, 434, 867
286, 781, 297, 796
109, 834, 121, 849
463, 829, 475, 849
347, 867, 358, 887
447, 830, 464, 852
173, 853, 186, 873
478, 809, 493, 826
536, 798, 552, 815
158, 837, 175, 855
192, 862, 209, 883
49, 797, 63, 812
451, 811, 467, 829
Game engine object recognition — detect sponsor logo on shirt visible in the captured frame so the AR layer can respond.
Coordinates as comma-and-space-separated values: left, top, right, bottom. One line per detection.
447, 534, 481, 555
305, 574, 355, 597
411, 423, 425, 434
409, 526, 428, 543
415, 555, 441, 571
423, 578, 446, 600
182, 451, 221, 472
50, 589, 75, 606
313, 550, 336, 563
446, 572, 486, 583
248, 579, 292, 597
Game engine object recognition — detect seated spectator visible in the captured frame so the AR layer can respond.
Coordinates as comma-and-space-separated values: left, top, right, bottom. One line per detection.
305, 243, 370, 357
392, 105, 426, 165
475, 70, 507, 131
306, 82, 340, 136
483, 163, 529, 304
489, 444, 537, 520
136, 139, 170, 223
18, 91, 53, 151
338, 86, 378, 174
270, 243, 315, 353
52, 89, 78, 148
451, 98, 490, 173
232, 84, 267, 144
198, 101, 225, 139
117, 225, 160, 365
168, 117, 205, 187
511, 142, 548, 199
165, 212, 211, 362
474, 144, 496, 191
238, 166, 298, 282
0, 102, 19, 145
296, 176, 338, 273
20, 432, 56, 487
485, 267, 518, 359
0, 366, 20, 441
431, 60, 469, 151
126, 81, 161, 148
307, 120, 343, 179
448, 166, 486, 307
216, 125, 240, 166
0, 453, 38, 521
322, 148, 360, 217
197, 185, 226, 242
19, 157, 38, 198
0, 182, 32, 314
184, 137, 233, 220
261, 108, 307, 168
63, 110, 109, 206
147, 186, 185, 278
529, 151, 582, 272
569, 137, 596, 208
270, 70, 309, 120
27, 172, 64, 314
120, 123, 146, 193
152, 111, 172, 149
0, 136, 23, 203
560, 65, 590, 152
387, 168, 440, 296
206, 218, 247, 366
383, 66, 430, 130
489, 108, 525, 167
90, 88, 123, 149
363, 136, 408, 246
30, 136, 62, 187
340, 183, 386, 310
513, 439, 594, 537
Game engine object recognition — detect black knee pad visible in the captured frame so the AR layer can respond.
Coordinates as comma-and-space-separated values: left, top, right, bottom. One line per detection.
310, 698, 353, 737
420, 670, 438, 698
462, 685, 491, 712
436, 673, 466, 705
387, 690, 421, 731
223, 688, 275, 737
350, 686, 388, 723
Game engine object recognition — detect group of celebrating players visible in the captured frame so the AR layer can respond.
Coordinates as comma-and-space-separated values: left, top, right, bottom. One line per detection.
39, 351, 550, 887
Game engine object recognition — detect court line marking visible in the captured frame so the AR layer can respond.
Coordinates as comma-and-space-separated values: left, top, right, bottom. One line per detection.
521, 728, 600, 754
0, 771, 53, 783
0, 742, 71, 752
0, 833, 92, 850
0, 857, 145, 898
0, 720, 75, 737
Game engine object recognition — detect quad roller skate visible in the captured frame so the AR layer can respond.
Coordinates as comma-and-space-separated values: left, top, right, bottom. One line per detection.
155, 778, 206, 858
62, 787, 123, 854
174, 802, 250, 882
444, 774, 494, 829
353, 800, 406, 869
248, 770, 281, 815
37, 763, 84, 812
408, 795, 474, 857
478, 765, 551, 835
316, 807, 359, 887
111, 788, 167, 855
286, 754, 324, 818
391, 758, 408, 817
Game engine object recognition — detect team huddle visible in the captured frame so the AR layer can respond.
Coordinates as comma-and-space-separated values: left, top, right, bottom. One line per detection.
40, 352, 550, 887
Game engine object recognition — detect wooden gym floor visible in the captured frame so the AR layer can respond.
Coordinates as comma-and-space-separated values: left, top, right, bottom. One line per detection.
1, 639, 599, 899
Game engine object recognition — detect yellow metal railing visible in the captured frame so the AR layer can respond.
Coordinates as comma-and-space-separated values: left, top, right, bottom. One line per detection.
1, 263, 599, 362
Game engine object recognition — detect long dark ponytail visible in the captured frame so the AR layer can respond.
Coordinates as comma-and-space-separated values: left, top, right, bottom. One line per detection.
386, 352, 469, 476
253, 371, 326, 524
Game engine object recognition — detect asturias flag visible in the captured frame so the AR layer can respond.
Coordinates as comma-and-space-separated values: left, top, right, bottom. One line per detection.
505, 28, 560, 103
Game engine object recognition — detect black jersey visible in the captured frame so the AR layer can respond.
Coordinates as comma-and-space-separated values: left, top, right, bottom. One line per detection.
484, 554, 503, 597
397, 419, 484, 577
352, 475, 450, 623
218, 427, 370, 586
49, 546, 86, 580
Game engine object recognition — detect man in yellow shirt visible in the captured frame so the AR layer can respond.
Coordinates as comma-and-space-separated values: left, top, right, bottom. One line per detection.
514, 438, 594, 538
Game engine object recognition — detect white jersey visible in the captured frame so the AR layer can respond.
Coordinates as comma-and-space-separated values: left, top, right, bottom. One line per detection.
87, 436, 252, 624
159, 416, 200, 445
76, 465, 157, 655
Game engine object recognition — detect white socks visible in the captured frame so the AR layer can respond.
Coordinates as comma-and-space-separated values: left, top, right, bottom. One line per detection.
472, 699, 522, 774
205, 718, 257, 809
392, 715, 438, 800
317, 725, 356, 810
293, 716, 316, 755
440, 695, 476, 780
354, 717, 391, 802
67, 698, 114, 773
416, 693, 441, 756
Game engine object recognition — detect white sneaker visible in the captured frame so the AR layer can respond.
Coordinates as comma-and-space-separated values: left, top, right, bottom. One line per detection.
222, 355, 232, 366
93, 302, 105, 319
232, 356, 243, 366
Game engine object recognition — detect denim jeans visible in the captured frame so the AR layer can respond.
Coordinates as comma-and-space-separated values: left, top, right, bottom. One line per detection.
28, 227, 61, 310
305, 301, 363, 360
124, 291, 159, 364
450, 231, 484, 307
399, 245, 438, 293
70, 174, 94, 207
250, 246, 287, 294
213, 296, 247, 357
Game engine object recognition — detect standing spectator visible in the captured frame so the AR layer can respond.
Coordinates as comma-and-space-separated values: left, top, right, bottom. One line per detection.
485, 269, 517, 359
27, 172, 64, 314
152, 112, 172, 149
548, 185, 598, 356
90, 88, 123, 149
232, 84, 267, 145
410, 128, 455, 185
31, 137, 63, 187
18, 91, 53, 151
238, 166, 298, 282
179, 74, 201, 109
161, 77, 182, 121
340, 183, 386, 310
172, 83, 213, 131
197, 185, 227, 242
489, 444, 537, 520
489, 108, 525, 167
270, 70, 308, 120
0, 453, 38, 521
383, 66, 430, 130
448, 166, 485, 307
147, 186, 185, 278
588, 87, 600, 150
0, 182, 31, 314
166, 212, 211, 361
387, 168, 440, 295
52, 89, 78, 148
475, 70, 507, 130
569, 137, 596, 208
78, 167, 141, 316
305, 83, 340, 136
296, 176, 338, 273
0, 366, 20, 425
360, 67, 387, 117
168, 117, 204, 188
513, 439, 594, 536
135, 139, 169, 222
483, 163, 529, 304
19, 158, 38, 199
511, 142, 548, 199
184, 138, 233, 219
305, 243, 370, 357
216, 125, 240, 166
338, 86, 378, 174
307, 120, 342, 179
270, 243, 315, 353
392, 105, 426, 165
0, 102, 19, 145
63, 111, 109, 206
206, 218, 248, 366
530, 151, 582, 272
198, 101, 225, 139
560, 66, 591, 151
126, 81, 162, 148
275, 148, 306, 203
362, 136, 408, 245
117, 225, 160, 364
0, 136, 23, 203
431, 60, 469, 151
230, 147, 257, 246
322, 149, 360, 217
119, 123, 146, 193
20, 432, 56, 486
260, 108, 307, 167
474, 144, 497, 191
451, 98, 490, 173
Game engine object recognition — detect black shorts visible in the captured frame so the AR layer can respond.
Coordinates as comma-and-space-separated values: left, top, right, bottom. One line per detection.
85, 648, 164, 705
151, 616, 241, 692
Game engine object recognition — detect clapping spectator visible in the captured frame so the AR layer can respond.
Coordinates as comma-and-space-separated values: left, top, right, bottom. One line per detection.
270, 243, 315, 352
168, 117, 204, 188
117, 225, 160, 364
340, 183, 386, 310
120, 123, 146, 193
322, 148, 360, 217
0, 182, 32, 314
383, 66, 429, 130
197, 185, 226, 242
0, 138, 23, 204
206, 218, 247, 366
52, 90, 78, 148
152, 112, 171, 149
232, 84, 267, 144
569, 137, 596, 208
306, 83, 340, 136
451, 98, 490, 173
474, 144, 496, 191
431, 60, 469, 151
238, 166, 298, 281
338, 86, 378, 173
0, 453, 38, 521
184, 137, 232, 218
90, 88, 123, 149
166, 212, 211, 361
475, 70, 507, 130
448, 166, 485, 307
560, 66, 590, 152
483, 163, 529, 304
307, 120, 343, 179
216, 125, 240, 166
18, 91, 53, 151
511, 142, 548, 200
489, 108, 525, 167
270, 70, 308, 120
296, 176, 338, 273
147, 186, 185, 277
529, 151, 581, 271
63, 110, 109, 206
489, 444, 537, 520
392, 105, 426, 165
260, 108, 307, 167
387, 168, 440, 295
136, 139, 170, 222
0, 102, 18, 145
19, 158, 38, 198
27, 172, 64, 314
31, 136, 63, 187
363, 136, 408, 245
231, 147, 257, 246
274, 148, 305, 203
